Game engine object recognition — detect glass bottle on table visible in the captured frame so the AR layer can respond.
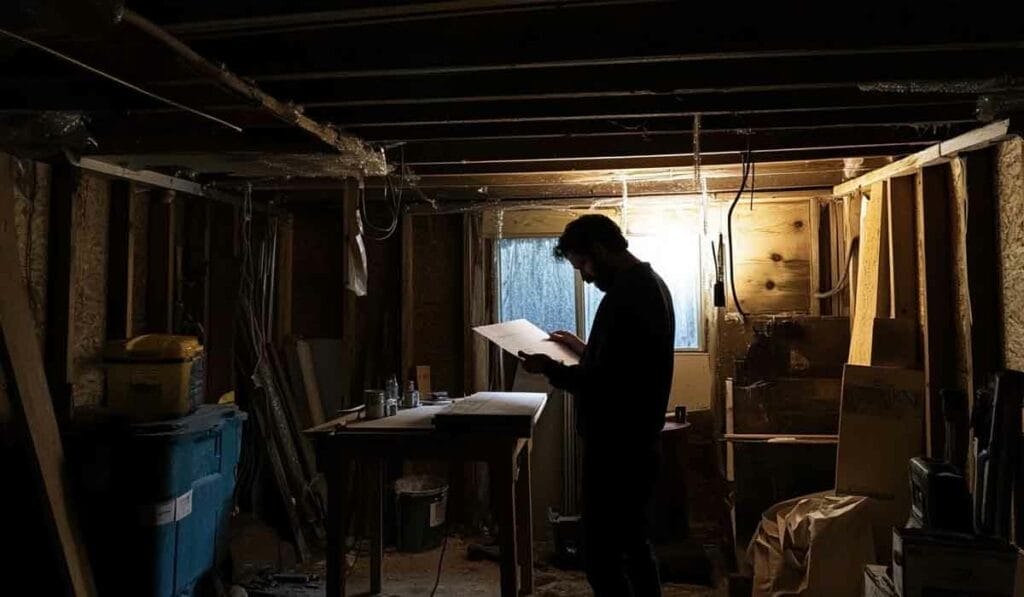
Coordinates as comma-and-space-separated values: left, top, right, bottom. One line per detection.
402, 380, 420, 409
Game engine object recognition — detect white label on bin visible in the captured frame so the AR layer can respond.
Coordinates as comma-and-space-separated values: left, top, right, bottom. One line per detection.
139, 490, 194, 526
429, 497, 447, 528
175, 490, 193, 521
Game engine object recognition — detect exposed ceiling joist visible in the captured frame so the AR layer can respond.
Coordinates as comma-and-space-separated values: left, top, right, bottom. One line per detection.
239, 42, 1024, 83
165, 0, 655, 38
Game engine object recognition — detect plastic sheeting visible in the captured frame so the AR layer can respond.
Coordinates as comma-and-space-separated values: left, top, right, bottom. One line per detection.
0, 111, 95, 157
750, 492, 877, 597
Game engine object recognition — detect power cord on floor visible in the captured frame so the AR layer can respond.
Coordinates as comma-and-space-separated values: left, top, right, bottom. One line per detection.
429, 476, 452, 597
429, 528, 450, 597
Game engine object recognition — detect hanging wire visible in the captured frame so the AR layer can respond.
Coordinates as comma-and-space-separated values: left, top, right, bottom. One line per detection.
693, 113, 702, 192
727, 147, 753, 323
360, 147, 412, 241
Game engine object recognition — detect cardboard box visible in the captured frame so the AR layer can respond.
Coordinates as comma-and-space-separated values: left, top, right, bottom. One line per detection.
892, 528, 1017, 597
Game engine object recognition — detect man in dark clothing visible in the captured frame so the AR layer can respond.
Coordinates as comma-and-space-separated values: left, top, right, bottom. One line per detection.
520, 214, 675, 597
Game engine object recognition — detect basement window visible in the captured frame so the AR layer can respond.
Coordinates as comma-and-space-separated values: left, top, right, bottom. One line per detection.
498, 237, 577, 334
500, 233, 702, 351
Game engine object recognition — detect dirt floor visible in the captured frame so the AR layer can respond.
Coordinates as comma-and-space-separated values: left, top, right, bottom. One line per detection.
240, 536, 725, 596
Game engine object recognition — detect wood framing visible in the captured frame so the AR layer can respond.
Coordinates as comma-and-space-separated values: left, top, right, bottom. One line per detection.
44, 162, 76, 424
105, 180, 134, 339
0, 156, 98, 597
848, 181, 890, 365
146, 190, 175, 333
916, 165, 957, 457
833, 120, 1011, 197
888, 175, 918, 323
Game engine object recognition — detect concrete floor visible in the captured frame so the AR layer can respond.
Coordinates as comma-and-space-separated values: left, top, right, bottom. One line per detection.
244, 537, 723, 597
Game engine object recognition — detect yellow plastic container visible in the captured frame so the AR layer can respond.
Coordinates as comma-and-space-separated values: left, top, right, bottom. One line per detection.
104, 335, 205, 421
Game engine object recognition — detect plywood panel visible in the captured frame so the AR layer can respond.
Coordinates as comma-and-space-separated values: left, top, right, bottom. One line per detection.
730, 200, 812, 314
69, 173, 109, 407
997, 138, 1024, 371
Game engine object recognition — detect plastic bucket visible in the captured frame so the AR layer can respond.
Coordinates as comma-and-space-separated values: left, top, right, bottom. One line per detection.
394, 475, 448, 552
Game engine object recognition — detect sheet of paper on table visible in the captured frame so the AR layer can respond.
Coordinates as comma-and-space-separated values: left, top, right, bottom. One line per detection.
473, 319, 580, 365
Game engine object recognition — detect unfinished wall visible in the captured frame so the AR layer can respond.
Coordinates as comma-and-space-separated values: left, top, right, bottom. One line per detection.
69, 172, 110, 407
130, 184, 149, 335
997, 137, 1024, 370
291, 207, 344, 339
407, 214, 465, 394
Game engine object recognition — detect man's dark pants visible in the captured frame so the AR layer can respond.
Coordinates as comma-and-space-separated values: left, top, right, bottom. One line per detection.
582, 443, 662, 597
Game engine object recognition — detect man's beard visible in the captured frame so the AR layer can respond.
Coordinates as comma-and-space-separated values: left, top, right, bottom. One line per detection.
592, 260, 615, 292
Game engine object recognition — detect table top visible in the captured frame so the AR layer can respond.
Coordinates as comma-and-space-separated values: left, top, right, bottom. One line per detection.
333, 392, 548, 438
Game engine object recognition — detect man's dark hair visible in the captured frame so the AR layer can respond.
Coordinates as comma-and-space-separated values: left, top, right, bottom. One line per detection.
554, 214, 628, 259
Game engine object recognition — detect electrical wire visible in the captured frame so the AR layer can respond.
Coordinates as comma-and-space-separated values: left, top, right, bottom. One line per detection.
429, 529, 450, 597
727, 148, 753, 323
429, 472, 452, 597
360, 148, 409, 240
814, 236, 860, 299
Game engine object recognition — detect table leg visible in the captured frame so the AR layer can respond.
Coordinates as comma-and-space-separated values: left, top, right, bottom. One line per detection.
326, 454, 348, 597
515, 440, 534, 595
368, 458, 384, 595
490, 445, 519, 597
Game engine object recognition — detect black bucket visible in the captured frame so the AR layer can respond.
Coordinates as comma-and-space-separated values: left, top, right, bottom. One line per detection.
394, 475, 448, 552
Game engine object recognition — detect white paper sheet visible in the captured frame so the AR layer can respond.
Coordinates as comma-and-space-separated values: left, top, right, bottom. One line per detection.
473, 319, 580, 365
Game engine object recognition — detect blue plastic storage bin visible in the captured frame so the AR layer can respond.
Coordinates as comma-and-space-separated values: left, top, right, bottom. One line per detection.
70, 405, 246, 597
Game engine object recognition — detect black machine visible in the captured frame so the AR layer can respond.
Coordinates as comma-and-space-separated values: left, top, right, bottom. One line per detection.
907, 457, 970, 532
890, 371, 1024, 597
973, 370, 1024, 539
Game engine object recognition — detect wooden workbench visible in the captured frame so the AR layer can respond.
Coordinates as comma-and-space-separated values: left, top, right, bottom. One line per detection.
310, 392, 547, 597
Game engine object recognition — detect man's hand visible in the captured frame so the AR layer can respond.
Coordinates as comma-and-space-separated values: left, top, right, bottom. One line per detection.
518, 351, 555, 374
549, 330, 586, 356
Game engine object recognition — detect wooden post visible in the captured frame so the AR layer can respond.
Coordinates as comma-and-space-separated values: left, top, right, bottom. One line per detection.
844, 193, 863, 322
106, 180, 134, 339
325, 451, 348, 597
848, 181, 890, 365
401, 214, 415, 385
44, 162, 76, 425
489, 444, 520, 597
888, 175, 919, 322
515, 441, 535, 594
0, 157, 98, 597
963, 150, 1003, 388
146, 190, 175, 333
808, 198, 821, 316
916, 166, 957, 458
